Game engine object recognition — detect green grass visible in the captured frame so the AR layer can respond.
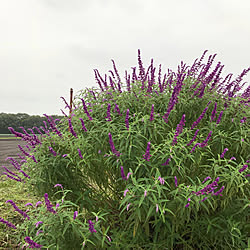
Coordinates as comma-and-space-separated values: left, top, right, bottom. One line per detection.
0, 176, 39, 249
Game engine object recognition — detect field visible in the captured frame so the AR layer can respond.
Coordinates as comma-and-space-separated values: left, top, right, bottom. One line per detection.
0, 135, 26, 176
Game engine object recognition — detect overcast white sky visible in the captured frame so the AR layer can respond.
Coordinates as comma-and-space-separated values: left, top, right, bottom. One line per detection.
0, 0, 250, 116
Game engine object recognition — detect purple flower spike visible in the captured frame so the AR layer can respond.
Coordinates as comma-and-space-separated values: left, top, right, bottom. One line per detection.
216, 110, 224, 125
35, 201, 42, 207
174, 176, 178, 187
120, 166, 127, 180
108, 133, 121, 157
79, 118, 87, 132
125, 109, 130, 130
211, 102, 217, 121
36, 230, 44, 236
68, 118, 78, 138
172, 114, 186, 145
144, 190, 147, 197
239, 164, 248, 173
73, 211, 78, 220
126, 172, 132, 180
106, 103, 112, 121
190, 143, 201, 153
24, 203, 33, 207
191, 102, 210, 129
35, 221, 43, 228
157, 176, 165, 185
187, 129, 199, 146
220, 148, 228, 159
25, 236, 43, 249
54, 184, 63, 189
200, 131, 212, 148
150, 104, 154, 121
6, 200, 30, 220
156, 204, 159, 213
126, 203, 131, 211
49, 146, 57, 156
124, 189, 129, 197
0, 217, 17, 229
162, 158, 171, 166
202, 176, 211, 184
143, 142, 152, 161
88, 220, 97, 233
78, 149, 83, 159
44, 193, 56, 214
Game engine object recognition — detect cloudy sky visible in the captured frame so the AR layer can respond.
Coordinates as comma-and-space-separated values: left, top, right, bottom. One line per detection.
0, 0, 250, 116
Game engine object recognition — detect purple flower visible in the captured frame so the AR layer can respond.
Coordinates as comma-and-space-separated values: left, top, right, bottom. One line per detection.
126, 172, 132, 180
62, 154, 68, 158
88, 220, 97, 233
143, 142, 152, 161
114, 104, 122, 116
202, 176, 211, 184
36, 230, 43, 236
212, 186, 225, 196
191, 102, 210, 129
187, 129, 199, 146
144, 190, 147, 197
79, 118, 87, 132
190, 143, 201, 153
35, 221, 43, 228
220, 148, 228, 159
174, 176, 178, 187
108, 133, 121, 157
35, 201, 42, 207
124, 189, 129, 197
24, 203, 33, 207
216, 110, 224, 125
25, 236, 43, 248
210, 102, 217, 121
230, 157, 236, 161
162, 158, 171, 166
68, 118, 78, 138
239, 164, 248, 173
106, 103, 112, 121
240, 117, 247, 123
200, 197, 208, 203
49, 146, 57, 156
56, 203, 60, 209
172, 114, 186, 145
120, 166, 127, 180
156, 204, 159, 213
19, 170, 30, 179
0, 217, 16, 229
185, 203, 190, 208
157, 176, 165, 185
126, 203, 131, 211
200, 131, 212, 148
125, 109, 130, 130
81, 99, 93, 120
6, 200, 30, 220
73, 211, 78, 220
78, 148, 83, 159
150, 104, 154, 121
44, 193, 56, 214
98, 150, 101, 154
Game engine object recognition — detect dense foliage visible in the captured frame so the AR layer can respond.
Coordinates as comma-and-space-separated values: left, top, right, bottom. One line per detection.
1, 50, 249, 249
0, 113, 63, 134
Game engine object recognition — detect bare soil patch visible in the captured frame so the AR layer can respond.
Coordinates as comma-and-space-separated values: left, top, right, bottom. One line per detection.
0, 139, 26, 176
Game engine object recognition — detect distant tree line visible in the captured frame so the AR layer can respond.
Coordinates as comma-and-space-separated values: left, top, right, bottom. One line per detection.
0, 113, 64, 134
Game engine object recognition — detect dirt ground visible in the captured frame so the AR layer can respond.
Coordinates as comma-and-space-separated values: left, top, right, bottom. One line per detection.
0, 139, 26, 176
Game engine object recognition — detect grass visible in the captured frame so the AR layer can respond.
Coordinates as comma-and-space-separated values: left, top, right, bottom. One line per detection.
0, 176, 39, 249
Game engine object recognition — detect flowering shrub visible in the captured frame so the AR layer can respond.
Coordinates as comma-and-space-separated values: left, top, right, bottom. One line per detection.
1, 50, 249, 249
